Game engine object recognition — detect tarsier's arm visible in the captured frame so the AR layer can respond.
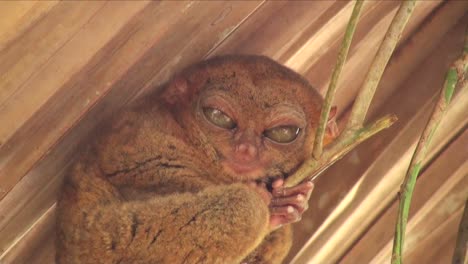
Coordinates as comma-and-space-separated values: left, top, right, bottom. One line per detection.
57, 163, 270, 264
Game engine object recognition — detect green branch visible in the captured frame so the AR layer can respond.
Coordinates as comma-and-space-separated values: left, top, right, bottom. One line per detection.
286, 0, 415, 187
313, 0, 364, 159
285, 114, 397, 187
391, 42, 467, 264
345, 0, 416, 130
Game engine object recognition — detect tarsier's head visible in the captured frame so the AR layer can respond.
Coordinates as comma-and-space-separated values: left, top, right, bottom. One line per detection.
162, 55, 337, 184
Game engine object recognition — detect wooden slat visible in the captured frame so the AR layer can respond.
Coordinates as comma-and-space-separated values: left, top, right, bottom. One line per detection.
212, 1, 347, 60
341, 130, 468, 263
0, 1, 149, 140
0, 1, 59, 51
0, 0, 176, 199
404, 208, 463, 264
0, 205, 56, 263
0, 160, 65, 256
0, 1, 106, 118
288, 1, 396, 77
290, 14, 468, 264
0, 2, 264, 262
134, 1, 266, 97
0, 1, 151, 200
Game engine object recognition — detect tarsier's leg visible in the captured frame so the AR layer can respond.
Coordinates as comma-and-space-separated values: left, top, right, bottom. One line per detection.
57, 163, 270, 264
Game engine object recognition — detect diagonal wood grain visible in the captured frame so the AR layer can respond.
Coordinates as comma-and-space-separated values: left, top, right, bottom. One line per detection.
0, 1, 60, 51
341, 130, 468, 263
371, 149, 468, 263
0, 1, 264, 262
0, 2, 106, 118
0, 1, 266, 201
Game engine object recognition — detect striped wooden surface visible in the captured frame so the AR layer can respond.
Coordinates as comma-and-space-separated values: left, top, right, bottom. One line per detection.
0, 1, 466, 263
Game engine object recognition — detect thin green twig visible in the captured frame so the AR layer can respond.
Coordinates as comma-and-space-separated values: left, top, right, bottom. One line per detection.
285, 114, 397, 187
313, 0, 364, 159
345, 0, 416, 131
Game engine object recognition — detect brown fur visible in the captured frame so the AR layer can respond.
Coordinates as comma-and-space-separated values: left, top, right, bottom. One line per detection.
56, 55, 324, 263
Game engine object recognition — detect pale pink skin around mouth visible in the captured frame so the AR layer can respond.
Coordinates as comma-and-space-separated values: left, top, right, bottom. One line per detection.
221, 160, 265, 181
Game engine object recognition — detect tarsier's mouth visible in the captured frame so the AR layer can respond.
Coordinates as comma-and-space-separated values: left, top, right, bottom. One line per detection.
221, 160, 285, 190
215, 149, 301, 190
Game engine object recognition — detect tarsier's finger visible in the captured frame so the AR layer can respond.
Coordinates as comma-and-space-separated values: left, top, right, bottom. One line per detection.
284, 208, 301, 222
271, 178, 284, 189
270, 206, 301, 222
272, 193, 305, 206
272, 181, 314, 197
271, 194, 309, 213
270, 205, 295, 216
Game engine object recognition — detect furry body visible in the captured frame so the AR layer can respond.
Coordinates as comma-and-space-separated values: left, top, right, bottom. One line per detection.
56, 55, 325, 263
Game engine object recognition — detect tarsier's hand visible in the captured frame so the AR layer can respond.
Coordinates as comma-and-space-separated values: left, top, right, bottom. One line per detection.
269, 179, 314, 230
246, 179, 314, 231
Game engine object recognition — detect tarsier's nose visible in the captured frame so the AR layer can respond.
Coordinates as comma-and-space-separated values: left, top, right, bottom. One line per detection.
234, 128, 259, 162
236, 143, 258, 161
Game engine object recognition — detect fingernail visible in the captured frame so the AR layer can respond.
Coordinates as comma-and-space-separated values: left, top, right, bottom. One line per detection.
297, 194, 304, 202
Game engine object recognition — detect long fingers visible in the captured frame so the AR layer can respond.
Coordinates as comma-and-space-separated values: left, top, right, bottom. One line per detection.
272, 180, 314, 198
271, 193, 308, 213
268, 180, 314, 230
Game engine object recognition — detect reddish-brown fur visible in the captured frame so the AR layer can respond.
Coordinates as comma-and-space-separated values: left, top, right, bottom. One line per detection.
56, 55, 329, 263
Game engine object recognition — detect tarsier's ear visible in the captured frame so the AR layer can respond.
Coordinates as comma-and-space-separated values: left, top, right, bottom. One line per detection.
323, 106, 339, 146
161, 77, 189, 106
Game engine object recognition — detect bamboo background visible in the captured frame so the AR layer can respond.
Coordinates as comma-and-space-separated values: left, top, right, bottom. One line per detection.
0, 1, 466, 263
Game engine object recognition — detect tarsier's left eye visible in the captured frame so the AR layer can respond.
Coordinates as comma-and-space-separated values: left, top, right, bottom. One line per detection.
264, 125, 300, 144
203, 107, 237, 129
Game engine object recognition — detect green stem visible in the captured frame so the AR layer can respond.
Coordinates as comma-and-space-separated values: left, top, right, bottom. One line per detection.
345, 0, 416, 131
285, 114, 397, 187
313, 0, 364, 159
391, 51, 467, 264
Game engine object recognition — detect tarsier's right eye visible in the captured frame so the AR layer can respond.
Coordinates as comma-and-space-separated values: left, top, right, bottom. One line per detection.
203, 107, 237, 129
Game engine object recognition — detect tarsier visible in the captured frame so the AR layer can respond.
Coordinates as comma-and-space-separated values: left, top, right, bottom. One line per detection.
56, 55, 338, 263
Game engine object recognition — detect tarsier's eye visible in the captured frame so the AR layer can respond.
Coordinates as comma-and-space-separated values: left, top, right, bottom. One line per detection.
203, 107, 237, 129
264, 125, 300, 144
